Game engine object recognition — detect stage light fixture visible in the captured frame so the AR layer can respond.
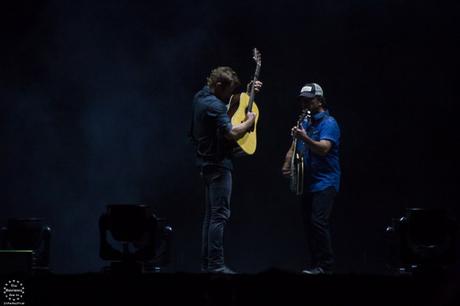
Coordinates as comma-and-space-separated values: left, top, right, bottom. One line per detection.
0, 218, 51, 275
386, 208, 457, 275
99, 204, 172, 273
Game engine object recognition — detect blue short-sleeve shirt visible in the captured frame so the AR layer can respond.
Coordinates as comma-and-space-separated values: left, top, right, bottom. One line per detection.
297, 110, 341, 192
191, 86, 233, 170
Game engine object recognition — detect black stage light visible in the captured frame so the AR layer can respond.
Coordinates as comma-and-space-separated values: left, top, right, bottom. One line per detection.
99, 204, 172, 273
386, 208, 457, 275
0, 218, 51, 275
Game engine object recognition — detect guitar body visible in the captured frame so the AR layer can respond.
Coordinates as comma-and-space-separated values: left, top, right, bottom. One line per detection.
226, 48, 262, 156
290, 151, 304, 195
228, 92, 259, 155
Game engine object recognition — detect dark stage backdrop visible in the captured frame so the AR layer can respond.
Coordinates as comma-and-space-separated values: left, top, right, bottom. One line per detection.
1, 0, 459, 274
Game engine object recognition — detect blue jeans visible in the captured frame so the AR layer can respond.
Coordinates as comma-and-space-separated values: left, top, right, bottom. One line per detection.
200, 166, 232, 270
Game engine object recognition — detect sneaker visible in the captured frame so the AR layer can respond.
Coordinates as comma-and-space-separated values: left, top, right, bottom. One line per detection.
207, 266, 237, 274
301, 267, 332, 275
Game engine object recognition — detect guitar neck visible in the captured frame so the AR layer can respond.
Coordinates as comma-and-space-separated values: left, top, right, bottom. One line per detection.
247, 67, 261, 112
293, 110, 309, 150
247, 83, 256, 113
247, 48, 261, 113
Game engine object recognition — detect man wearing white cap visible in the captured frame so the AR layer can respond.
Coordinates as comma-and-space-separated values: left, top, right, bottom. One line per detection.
282, 83, 341, 275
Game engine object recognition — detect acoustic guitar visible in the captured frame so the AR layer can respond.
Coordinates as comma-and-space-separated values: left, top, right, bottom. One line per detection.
290, 109, 311, 195
227, 48, 262, 155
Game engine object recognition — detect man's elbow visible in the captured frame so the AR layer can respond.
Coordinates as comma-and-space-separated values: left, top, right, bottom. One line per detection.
318, 141, 332, 156
315, 145, 331, 156
224, 131, 238, 140
318, 149, 329, 157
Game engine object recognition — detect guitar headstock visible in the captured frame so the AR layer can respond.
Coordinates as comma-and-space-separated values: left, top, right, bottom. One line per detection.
297, 109, 311, 125
253, 48, 262, 67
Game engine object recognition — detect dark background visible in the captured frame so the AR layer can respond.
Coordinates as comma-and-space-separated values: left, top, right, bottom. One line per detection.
1, 0, 459, 274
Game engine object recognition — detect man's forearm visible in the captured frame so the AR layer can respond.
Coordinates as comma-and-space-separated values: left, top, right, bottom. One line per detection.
299, 134, 330, 156
284, 143, 294, 165
227, 120, 254, 140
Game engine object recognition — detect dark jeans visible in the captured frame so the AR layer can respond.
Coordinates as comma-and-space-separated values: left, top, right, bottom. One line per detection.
200, 166, 232, 270
301, 186, 336, 271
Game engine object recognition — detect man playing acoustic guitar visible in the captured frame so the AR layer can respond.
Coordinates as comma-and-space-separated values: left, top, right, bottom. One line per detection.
190, 66, 262, 274
282, 83, 341, 275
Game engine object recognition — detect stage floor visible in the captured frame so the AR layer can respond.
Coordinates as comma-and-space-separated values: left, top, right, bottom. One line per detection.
1, 270, 459, 306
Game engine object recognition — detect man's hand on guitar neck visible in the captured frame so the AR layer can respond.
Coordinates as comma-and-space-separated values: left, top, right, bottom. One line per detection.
246, 81, 263, 94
